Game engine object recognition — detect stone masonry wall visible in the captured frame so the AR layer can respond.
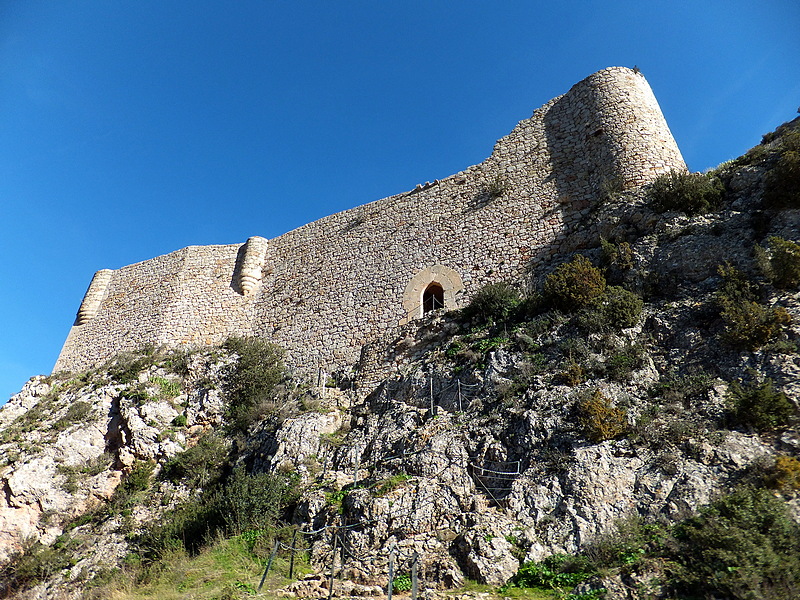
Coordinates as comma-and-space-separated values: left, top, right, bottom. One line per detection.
54, 67, 685, 387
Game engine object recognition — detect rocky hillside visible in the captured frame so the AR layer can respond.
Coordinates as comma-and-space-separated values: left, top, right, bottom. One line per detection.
1, 119, 799, 600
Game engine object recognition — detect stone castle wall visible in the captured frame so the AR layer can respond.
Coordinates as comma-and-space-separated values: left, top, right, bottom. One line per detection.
54, 67, 685, 383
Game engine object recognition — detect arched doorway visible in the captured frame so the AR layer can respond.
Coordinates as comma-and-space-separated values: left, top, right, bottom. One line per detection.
422, 282, 444, 314
401, 265, 464, 325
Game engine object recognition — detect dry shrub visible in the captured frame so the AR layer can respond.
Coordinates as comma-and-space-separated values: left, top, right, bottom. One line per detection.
577, 388, 628, 443
770, 456, 800, 492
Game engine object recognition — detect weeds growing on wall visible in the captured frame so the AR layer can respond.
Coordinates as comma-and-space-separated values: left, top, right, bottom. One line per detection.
486, 175, 509, 200
647, 170, 724, 215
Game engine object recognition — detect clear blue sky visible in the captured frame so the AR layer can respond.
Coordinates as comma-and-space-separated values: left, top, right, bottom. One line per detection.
1, 1, 799, 402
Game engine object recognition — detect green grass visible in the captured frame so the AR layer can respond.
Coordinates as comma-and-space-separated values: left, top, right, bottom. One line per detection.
92, 535, 311, 599
449, 580, 558, 600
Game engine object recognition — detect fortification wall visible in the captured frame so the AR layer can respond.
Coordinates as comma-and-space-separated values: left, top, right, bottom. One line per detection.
54, 67, 685, 382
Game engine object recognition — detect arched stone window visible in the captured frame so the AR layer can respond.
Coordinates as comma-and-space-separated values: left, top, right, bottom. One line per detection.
422, 282, 444, 314
401, 265, 464, 324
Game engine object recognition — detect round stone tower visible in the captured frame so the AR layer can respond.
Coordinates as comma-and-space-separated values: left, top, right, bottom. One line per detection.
579, 66, 686, 186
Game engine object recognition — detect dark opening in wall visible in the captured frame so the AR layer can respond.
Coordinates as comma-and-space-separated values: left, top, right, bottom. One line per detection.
423, 282, 445, 314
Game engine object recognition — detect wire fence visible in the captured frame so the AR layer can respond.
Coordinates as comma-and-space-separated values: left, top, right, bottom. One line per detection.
376, 375, 483, 414
258, 367, 526, 594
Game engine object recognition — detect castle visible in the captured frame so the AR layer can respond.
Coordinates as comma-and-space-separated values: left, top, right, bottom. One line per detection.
54, 67, 685, 385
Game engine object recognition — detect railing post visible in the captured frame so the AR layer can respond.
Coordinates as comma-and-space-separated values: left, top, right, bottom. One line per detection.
411, 551, 419, 600
258, 539, 280, 592
387, 547, 395, 600
288, 528, 299, 580
328, 528, 338, 600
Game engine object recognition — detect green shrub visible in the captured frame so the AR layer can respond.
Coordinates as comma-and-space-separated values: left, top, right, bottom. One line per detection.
471, 335, 509, 354
647, 170, 724, 215
373, 473, 411, 496
600, 238, 633, 271
214, 467, 289, 536
649, 372, 714, 404
716, 262, 759, 304
763, 129, 800, 209
669, 486, 800, 600
162, 432, 229, 488
53, 400, 93, 431
152, 376, 181, 399
503, 553, 595, 591
0, 537, 76, 594
110, 460, 155, 513
577, 389, 628, 443
713, 263, 791, 350
727, 378, 794, 432
601, 343, 645, 382
719, 299, 791, 351
585, 517, 664, 568
139, 466, 300, 562
463, 282, 521, 324
544, 255, 606, 312
138, 494, 219, 559
392, 573, 412, 592
578, 286, 643, 332
756, 236, 800, 289
222, 337, 287, 431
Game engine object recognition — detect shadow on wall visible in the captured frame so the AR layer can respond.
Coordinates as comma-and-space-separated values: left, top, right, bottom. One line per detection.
230, 243, 248, 295
543, 84, 619, 214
